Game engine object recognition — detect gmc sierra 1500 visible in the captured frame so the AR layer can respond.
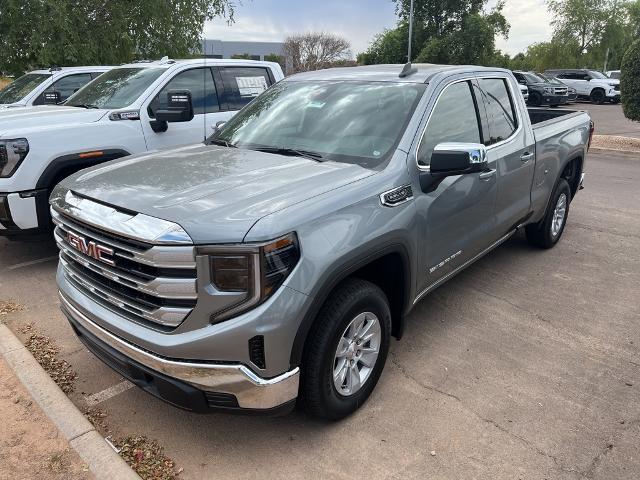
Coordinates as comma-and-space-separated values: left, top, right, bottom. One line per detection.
52, 64, 592, 420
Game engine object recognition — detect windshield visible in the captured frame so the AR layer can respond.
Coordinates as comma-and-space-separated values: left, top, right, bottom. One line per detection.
539, 74, 562, 84
608, 71, 620, 79
66, 67, 164, 109
0, 73, 51, 104
522, 72, 547, 83
588, 70, 608, 79
214, 80, 426, 168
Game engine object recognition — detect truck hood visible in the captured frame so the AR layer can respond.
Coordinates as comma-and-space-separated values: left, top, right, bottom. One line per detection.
60, 143, 376, 243
0, 106, 107, 136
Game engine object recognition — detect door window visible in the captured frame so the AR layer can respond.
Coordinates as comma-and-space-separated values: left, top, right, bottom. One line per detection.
478, 78, 518, 146
417, 81, 482, 167
219, 67, 272, 110
34, 73, 93, 104
148, 67, 219, 117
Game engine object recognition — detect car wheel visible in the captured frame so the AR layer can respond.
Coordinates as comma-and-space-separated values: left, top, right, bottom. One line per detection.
528, 91, 542, 107
525, 178, 571, 249
301, 278, 391, 420
590, 89, 605, 104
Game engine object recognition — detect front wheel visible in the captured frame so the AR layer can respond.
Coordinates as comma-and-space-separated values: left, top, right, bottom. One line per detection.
525, 178, 571, 249
590, 89, 606, 104
528, 91, 542, 107
301, 278, 391, 420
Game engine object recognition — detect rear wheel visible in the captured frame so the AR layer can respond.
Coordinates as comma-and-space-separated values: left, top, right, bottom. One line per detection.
301, 278, 391, 420
590, 88, 605, 104
525, 179, 571, 249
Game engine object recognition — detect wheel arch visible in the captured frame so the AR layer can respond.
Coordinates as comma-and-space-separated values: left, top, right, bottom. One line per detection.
289, 243, 413, 368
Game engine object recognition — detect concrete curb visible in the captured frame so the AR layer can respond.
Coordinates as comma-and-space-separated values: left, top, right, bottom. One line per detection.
0, 323, 139, 480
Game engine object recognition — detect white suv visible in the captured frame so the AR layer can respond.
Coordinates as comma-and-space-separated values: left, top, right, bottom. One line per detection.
545, 69, 620, 104
0, 58, 284, 236
0, 66, 112, 109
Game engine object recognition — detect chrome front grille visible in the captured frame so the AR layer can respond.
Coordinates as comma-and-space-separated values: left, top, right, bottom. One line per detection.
554, 87, 568, 95
52, 208, 197, 329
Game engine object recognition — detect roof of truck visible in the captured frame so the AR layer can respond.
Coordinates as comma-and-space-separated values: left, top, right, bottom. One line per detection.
116, 58, 280, 70
29, 66, 113, 75
288, 64, 512, 83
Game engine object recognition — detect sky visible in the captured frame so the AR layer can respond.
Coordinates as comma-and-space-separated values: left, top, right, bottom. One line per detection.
203, 0, 554, 57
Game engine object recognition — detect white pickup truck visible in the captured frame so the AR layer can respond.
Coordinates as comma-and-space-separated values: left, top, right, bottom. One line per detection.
0, 58, 284, 237
0, 66, 112, 109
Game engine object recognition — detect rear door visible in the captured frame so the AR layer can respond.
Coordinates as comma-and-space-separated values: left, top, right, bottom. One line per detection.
476, 75, 535, 232
413, 78, 498, 294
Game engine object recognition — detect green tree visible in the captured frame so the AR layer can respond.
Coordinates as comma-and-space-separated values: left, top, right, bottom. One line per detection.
621, 39, 640, 120
358, 0, 509, 66
0, 0, 234, 76
546, 0, 621, 58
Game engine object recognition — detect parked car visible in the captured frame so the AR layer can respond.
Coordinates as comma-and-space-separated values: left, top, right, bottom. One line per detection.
545, 69, 620, 104
518, 83, 529, 101
51, 64, 592, 419
606, 70, 621, 80
0, 66, 112, 109
0, 58, 284, 237
512, 71, 568, 107
539, 73, 578, 102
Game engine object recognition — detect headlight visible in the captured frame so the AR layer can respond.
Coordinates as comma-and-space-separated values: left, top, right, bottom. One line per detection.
0, 138, 29, 177
201, 233, 300, 322
543, 87, 553, 95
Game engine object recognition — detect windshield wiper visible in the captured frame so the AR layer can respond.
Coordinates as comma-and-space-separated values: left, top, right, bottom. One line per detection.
252, 147, 325, 162
72, 103, 100, 109
207, 138, 237, 148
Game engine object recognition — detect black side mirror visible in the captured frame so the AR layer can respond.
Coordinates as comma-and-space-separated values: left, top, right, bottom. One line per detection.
155, 90, 194, 123
43, 91, 61, 105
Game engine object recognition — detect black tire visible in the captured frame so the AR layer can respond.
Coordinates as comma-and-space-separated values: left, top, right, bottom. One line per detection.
528, 91, 542, 106
590, 88, 605, 104
301, 278, 391, 420
525, 178, 571, 249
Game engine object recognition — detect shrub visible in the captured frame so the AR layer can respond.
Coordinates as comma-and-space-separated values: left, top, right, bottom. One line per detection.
621, 39, 640, 122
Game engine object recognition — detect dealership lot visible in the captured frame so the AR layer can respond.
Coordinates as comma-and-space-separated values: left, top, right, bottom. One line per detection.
0, 147, 637, 479
568, 102, 640, 138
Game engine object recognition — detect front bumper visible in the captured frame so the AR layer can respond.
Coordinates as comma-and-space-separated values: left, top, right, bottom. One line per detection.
541, 94, 568, 105
0, 189, 50, 235
60, 291, 300, 413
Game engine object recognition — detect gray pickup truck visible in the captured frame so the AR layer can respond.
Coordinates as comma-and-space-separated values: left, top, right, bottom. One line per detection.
51, 64, 593, 420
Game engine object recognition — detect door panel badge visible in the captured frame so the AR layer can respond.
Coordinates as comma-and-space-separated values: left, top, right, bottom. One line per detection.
429, 250, 462, 274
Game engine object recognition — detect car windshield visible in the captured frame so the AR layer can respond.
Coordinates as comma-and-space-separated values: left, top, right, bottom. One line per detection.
65, 67, 165, 109
588, 71, 608, 79
213, 80, 426, 168
608, 71, 620, 79
539, 74, 562, 84
522, 72, 547, 83
0, 73, 51, 104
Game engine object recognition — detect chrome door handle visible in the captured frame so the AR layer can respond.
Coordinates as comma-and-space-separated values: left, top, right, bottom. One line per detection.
479, 169, 496, 180
521, 152, 534, 162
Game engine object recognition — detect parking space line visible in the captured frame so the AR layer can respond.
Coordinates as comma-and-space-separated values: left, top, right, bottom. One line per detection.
84, 380, 134, 408
8, 255, 59, 270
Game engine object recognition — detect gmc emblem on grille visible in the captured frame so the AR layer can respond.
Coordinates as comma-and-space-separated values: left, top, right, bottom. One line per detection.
66, 231, 115, 266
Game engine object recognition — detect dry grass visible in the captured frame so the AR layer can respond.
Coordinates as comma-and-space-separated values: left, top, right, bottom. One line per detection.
20, 324, 77, 393
0, 300, 24, 317
0, 77, 11, 89
591, 134, 640, 153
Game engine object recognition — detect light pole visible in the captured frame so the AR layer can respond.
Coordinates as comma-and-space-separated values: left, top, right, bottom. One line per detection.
407, 0, 415, 62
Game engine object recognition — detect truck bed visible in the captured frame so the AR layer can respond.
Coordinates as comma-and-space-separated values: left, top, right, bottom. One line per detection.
527, 107, 586, 127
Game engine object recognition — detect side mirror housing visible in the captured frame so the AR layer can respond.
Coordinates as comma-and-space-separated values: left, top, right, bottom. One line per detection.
43, 91, 61, 105
155, 90, 194, 123
429, 143, 488, 177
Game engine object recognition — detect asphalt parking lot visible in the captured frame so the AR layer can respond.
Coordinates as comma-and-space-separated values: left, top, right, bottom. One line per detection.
1, 148, 639, 479
567, 102, 640, 138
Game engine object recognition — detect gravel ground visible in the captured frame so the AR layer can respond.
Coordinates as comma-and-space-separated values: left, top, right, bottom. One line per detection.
0, 358, 92, 480
591, 134, 640, 153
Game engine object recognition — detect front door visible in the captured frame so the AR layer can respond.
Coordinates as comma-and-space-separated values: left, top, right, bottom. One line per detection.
413, 79, 498, 294
141, 67, 220, 150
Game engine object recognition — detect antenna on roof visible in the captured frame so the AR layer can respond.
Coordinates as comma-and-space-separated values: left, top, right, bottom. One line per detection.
399, 0, 417, 78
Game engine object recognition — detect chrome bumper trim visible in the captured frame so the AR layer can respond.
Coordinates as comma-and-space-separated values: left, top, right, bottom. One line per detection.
59, 291, 300, 410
